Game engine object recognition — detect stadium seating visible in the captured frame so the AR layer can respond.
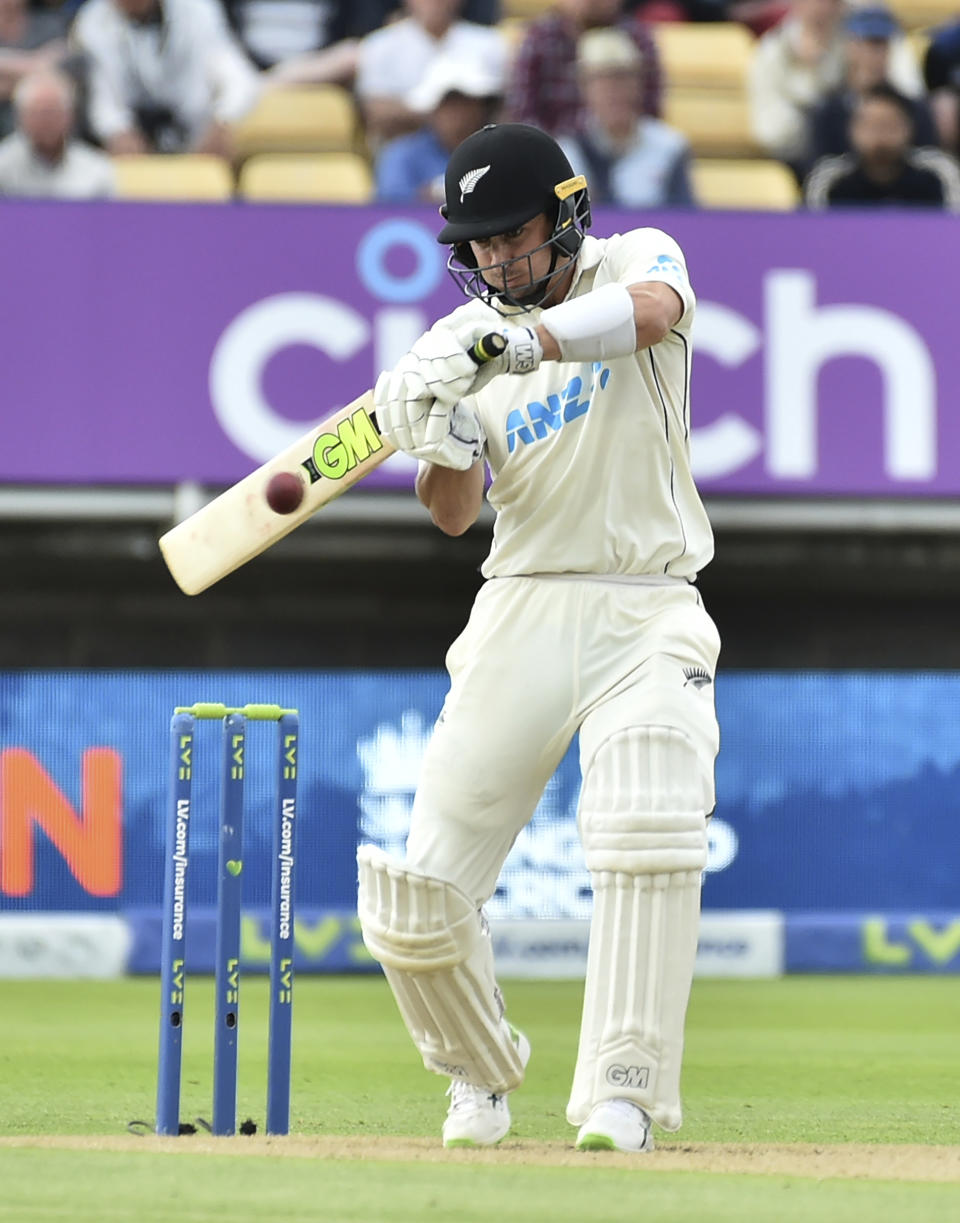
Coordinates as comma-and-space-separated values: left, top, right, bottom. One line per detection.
665, 87, 759, 157
237, 152, 374, 202
907, 26, 931, 64
502, 0, 553, 15
232, 86, 360, 160
498, 17, 529, 50
111, 155, 234, 201
691, 158, 800, 209
887, 0, 957, 30
654, 22, 754, 91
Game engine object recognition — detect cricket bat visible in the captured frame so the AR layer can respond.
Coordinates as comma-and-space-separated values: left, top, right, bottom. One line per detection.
159, 333, 505, 596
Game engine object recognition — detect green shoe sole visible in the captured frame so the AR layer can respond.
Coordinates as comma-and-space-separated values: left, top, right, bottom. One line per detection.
443, 1137, 504, 1149
576, 1133, 617, 1151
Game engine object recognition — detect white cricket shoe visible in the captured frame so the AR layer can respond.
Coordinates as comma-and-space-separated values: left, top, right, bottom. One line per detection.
575, 1099, 655, 1152
441, 1028, 531, 1148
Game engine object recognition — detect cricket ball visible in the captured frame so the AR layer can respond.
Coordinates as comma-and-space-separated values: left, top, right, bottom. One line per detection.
265, 471, 304, 515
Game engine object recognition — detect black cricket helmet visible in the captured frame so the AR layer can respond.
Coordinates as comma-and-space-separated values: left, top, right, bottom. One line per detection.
437, 123, 592, 310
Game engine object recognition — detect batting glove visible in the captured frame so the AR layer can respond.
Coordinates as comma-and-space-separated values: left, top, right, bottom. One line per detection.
374, 369, 486, 470
495, 325, 544, 375
391, 326, 481, 415
452, 320, 544, 379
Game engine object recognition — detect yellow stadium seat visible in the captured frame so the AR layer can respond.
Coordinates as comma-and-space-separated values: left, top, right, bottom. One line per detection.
907, 27, 931, 65
888, 0, 957, 31
237, 153, 373, 203
691, 158, 799, 210
654, 22, 754, 90
499, 17, 528, 51
233, 85, 359, 159
111, 155, 234, 201
502, 0, 552, 16
664, 88, 759, 157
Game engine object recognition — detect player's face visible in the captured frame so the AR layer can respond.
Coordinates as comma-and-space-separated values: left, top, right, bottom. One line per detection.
468, 214, 558, 301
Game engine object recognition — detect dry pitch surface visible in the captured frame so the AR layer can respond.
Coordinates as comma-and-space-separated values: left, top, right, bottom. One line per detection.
2, 1133, 959, 1182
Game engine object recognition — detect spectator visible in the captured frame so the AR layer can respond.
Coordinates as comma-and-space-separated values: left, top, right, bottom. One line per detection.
225, 1, 360, 71
71, 0, 260, 158
805, 83, 960, 209
808, 6, 937, 171
558, 27, 694, 207
355, 0, 507, 146
924, 19, 960, 157
360, 0, 501, 22
624, 0, 729, 20
375, 54, 503, 202
748, 0, 922, 173
0, 0, 67, 139
506, 0, 662, 135
262, 0, 502, 88
0, 68, 114, 196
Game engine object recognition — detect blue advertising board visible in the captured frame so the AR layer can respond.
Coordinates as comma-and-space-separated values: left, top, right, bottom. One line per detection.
0, 671, 957, 973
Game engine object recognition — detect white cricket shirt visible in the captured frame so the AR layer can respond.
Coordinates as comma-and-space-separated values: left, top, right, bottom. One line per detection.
439, 229, 713, 581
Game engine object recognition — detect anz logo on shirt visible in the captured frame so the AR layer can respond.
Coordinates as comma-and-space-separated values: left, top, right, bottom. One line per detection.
505, 362, 611, 454
646, 254, 685, 287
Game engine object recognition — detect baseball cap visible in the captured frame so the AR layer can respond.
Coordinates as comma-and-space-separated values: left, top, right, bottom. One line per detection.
576, 27, 642, 73
407, 55, 505, 114
844, 5, 900, 40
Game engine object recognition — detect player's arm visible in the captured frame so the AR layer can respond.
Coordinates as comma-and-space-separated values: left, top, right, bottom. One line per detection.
464, 278, 687, 379
415, 459, 485, 536
535, 281, 683, 359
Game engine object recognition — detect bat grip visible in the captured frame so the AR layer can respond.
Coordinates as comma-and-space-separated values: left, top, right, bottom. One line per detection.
467, 332, 507, 366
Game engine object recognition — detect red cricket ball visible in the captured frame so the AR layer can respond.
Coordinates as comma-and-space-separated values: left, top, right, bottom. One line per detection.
265, 471, 304, 515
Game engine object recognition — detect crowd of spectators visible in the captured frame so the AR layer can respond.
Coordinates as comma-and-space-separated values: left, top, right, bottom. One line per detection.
0, 0, 958, 212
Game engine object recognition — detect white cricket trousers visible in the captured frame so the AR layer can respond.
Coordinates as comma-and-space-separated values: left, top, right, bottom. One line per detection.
405, 575, 721, 903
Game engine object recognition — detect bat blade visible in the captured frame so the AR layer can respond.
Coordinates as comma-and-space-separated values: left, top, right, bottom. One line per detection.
159, 391, 394, 595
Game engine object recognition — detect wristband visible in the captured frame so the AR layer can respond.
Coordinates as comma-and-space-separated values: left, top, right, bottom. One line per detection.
539, 282, 636, 362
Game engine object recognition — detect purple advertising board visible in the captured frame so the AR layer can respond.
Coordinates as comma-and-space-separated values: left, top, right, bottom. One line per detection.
0, 200, 952, 495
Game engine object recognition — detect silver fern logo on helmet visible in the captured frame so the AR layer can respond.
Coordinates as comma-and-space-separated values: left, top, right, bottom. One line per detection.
458, 164, 490, 203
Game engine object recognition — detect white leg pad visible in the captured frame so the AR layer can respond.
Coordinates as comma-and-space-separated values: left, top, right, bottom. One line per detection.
567, 726, 707, 1132
357, 845, 525, 1093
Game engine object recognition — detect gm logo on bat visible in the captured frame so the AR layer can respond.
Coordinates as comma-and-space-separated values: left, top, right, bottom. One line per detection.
299, 406, 383, 484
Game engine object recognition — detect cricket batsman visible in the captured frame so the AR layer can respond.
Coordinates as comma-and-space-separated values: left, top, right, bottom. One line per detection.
356, 123, 720, 1152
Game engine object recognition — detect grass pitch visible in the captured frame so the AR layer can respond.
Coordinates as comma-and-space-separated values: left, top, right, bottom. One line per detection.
1, 975, 958, 1221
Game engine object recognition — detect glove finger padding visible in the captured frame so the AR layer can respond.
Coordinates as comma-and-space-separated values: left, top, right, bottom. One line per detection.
422, 395, 456, 449
409, 326, 481, 408
420, 403, 485, 471
375, 368, 441, 453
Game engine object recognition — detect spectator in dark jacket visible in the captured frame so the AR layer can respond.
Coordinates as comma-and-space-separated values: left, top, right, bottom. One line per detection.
924, 18, 960, 157
807, 5, 936, 173
805, 82, 960, 209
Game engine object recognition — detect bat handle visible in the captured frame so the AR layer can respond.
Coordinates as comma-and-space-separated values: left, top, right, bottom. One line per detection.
467, 332, 507, 366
